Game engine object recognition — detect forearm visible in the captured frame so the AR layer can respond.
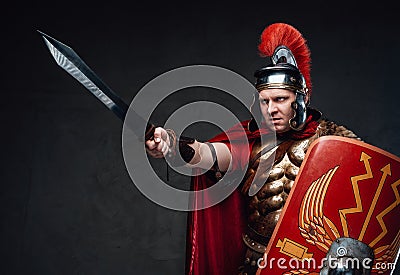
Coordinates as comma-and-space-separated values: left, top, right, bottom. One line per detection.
188, 141, 231, 172
166, 130, 231, 172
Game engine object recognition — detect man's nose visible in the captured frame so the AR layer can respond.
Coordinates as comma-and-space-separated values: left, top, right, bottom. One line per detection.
268, 102, 277, 114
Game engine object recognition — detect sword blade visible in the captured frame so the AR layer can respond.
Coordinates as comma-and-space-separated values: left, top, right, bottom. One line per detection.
38, 30, 154, 139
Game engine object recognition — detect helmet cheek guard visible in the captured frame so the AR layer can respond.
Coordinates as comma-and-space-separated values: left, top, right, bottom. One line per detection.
290, 89, 308, 130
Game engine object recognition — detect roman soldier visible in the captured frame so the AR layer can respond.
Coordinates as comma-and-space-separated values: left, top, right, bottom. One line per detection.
38, 17, 399, 275
145, 23, 360, 275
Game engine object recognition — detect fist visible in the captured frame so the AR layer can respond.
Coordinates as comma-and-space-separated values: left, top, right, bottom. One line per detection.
145, 127, 170, 158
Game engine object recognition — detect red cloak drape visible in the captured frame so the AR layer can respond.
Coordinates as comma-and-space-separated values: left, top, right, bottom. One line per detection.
185, 112, 320, 275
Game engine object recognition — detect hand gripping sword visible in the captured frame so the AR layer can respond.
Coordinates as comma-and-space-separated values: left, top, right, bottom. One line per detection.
38, 30, 155, 140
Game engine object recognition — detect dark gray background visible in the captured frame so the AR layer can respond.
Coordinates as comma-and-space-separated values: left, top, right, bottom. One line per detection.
2, 2, 399, 275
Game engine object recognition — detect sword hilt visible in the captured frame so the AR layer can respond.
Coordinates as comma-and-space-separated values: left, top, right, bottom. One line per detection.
145, 123, 156, 141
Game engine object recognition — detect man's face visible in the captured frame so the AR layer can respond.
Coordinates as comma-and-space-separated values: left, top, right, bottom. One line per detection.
258, 88, 296, 133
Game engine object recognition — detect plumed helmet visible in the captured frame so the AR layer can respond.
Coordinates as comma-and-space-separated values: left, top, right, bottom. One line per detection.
254, 23, 312, 131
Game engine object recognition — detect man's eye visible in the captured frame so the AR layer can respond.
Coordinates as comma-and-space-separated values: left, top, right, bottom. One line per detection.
277, 97, 287, 102
260, 99, 268, 104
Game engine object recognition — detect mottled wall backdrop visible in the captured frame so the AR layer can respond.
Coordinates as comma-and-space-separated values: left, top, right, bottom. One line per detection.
1, 2, 399, 274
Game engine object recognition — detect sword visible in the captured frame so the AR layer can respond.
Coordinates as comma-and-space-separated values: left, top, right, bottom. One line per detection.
38, 30, 155, 140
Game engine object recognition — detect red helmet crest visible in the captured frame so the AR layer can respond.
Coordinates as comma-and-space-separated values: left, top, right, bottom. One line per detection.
258, 23, 312, 95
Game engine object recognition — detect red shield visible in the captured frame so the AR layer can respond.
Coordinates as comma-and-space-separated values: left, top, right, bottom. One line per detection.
257, 136, 400, 275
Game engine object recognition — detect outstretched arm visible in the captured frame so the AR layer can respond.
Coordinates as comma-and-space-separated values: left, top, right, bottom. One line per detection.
145, 127, 232, 172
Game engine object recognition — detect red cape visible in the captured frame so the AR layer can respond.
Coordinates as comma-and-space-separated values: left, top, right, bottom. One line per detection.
185, 114, 320, 275
185, 120, 258, 275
